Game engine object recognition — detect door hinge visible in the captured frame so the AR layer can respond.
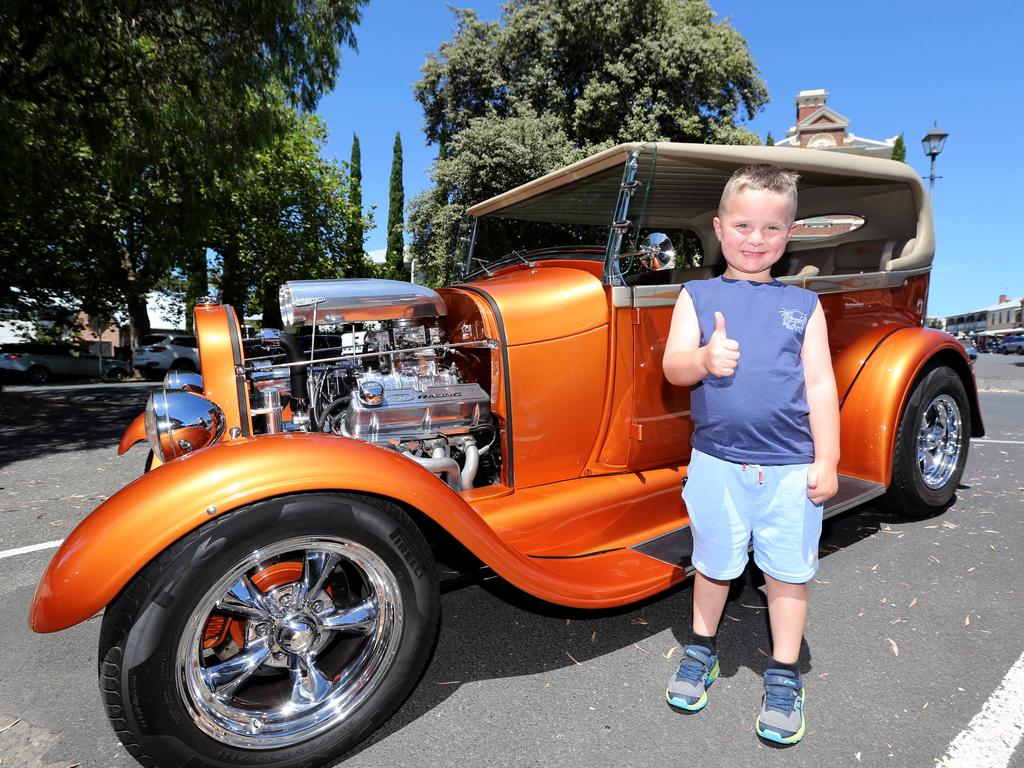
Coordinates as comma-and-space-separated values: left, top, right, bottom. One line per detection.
632, 307, 641, 325
629, 422, 643, 441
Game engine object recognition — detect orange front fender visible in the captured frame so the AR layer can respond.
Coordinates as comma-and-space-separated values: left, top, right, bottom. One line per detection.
31, 433, 672, 633
117, 412, 146, 455
839, 327, 982, 485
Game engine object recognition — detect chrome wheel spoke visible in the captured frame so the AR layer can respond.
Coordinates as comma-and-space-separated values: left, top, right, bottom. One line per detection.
303, 551, 340, 604
216, 575, 275, 621
202, 638, 272, 699
321, 596, 378, 634
288, 652, 333, 707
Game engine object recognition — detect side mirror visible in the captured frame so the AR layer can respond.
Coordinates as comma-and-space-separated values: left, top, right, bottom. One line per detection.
639, 233, 676, 271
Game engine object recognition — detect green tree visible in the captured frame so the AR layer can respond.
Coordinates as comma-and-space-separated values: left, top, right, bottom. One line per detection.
410, 0, 768, 284
341, 133, 372, 277
210, 109, 371, 328
0, 0, 367, 341
891, 132, 906, 162
384, 132, 407, 280
766, 131, 775, 146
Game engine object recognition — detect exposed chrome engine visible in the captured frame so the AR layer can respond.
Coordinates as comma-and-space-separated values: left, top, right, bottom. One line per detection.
247, 279, 499, 490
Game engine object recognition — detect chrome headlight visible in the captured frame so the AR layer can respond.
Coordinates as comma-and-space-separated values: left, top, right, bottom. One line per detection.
145, 390, 225, 462
162, 370, 204, 393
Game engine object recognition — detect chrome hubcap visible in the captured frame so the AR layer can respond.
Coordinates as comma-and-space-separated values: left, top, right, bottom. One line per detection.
916, 394, 962, 490
177, 536, 402, 749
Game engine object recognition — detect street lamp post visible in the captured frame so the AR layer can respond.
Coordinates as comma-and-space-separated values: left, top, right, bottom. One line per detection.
921, 121, 949, 197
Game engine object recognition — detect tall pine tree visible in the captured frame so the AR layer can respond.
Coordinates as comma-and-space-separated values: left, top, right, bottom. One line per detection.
344, 133, 367, 275
385, 132, 406, 280
891, 132, 906, 162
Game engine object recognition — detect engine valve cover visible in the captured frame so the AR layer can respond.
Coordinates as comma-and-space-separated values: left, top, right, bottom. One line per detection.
344, 383, 490, 442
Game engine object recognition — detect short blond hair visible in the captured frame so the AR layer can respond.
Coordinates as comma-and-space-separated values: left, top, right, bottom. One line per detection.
718, 164, 800, 222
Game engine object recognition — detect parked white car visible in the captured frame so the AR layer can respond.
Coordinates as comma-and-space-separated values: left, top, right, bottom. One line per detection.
132, 334, 201, 379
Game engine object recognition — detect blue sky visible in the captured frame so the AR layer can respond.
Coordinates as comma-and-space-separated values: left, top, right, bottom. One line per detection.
316, 1, 1023, 317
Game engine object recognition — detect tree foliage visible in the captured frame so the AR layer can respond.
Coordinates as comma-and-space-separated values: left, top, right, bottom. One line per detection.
891, 132, 906, 163
0, 0, 366, 340
341, 133, 370, 278
410, 0, 767, 285
384, 132, 407, 280
211, 109, 371, 329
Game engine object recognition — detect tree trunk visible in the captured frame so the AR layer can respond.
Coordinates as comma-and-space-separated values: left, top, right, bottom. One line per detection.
260, 280, 283, 329
184, 247, 208, 332
127, 292, 151, 347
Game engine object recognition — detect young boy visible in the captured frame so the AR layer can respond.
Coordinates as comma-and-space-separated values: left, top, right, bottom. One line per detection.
661, 164, 839, 745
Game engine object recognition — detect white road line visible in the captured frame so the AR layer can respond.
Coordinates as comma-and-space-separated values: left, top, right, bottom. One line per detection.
971, 439, 1024, 445
0, 540, 64, 560
937, 649, 1024, 768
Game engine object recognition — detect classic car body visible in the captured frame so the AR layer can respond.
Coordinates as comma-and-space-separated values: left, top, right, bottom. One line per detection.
30, 143, 982, 768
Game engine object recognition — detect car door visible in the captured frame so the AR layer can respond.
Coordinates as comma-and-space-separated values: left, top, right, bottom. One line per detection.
626, 281, 693, 470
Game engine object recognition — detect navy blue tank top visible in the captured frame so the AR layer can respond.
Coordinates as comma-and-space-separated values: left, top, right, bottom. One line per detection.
685, 276, 819, 465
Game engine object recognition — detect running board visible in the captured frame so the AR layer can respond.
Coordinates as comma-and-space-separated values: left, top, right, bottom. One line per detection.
630, 475, 887, 570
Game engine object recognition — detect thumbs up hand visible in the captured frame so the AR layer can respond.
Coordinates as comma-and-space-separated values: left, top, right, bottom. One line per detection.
702, 311, 740, 377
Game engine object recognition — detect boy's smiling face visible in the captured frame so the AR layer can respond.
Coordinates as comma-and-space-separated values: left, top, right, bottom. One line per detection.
713, 188, 797, 282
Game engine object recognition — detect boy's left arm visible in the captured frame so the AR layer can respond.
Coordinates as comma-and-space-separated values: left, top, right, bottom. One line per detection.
801, 302, 840, 505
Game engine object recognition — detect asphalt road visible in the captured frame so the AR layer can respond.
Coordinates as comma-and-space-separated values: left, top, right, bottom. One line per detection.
0, 364, 1021, 768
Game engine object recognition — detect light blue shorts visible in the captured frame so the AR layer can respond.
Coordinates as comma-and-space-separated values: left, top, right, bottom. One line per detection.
682, 448, 824, 584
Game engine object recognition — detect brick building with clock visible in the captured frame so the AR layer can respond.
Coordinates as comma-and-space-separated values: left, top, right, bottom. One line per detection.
775, 88, 897, 158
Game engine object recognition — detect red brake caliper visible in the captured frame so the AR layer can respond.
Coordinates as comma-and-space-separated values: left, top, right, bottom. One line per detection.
202, 562, 305, 650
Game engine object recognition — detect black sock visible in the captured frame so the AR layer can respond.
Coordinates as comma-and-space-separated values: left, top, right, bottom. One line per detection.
770, 657, 799, 676
690, 632, 717, 654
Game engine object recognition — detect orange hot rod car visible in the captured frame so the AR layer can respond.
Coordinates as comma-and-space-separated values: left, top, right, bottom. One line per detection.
30, 143, 981, 767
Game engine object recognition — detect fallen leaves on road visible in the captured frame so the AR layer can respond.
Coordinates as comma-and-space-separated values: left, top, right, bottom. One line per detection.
633, 643, 650, 655
887, 638, 899, 657
723, 613, 740, 622
909, 596, 918, 608
664, 646, 678, 659
0, 718, 20, 734
566, 651, 582, 665
630, 617, 649, 625
964, 615, 971, 627
855, 752, 862, 762
591, 631, 596, 643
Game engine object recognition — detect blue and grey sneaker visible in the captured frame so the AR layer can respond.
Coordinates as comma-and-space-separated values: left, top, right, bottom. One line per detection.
666, 644, 720, 712
756, 668, 806, 745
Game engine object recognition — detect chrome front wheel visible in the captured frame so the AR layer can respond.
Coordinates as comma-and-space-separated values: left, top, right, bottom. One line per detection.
99, 493, 439, 768
178, 536, 403, 749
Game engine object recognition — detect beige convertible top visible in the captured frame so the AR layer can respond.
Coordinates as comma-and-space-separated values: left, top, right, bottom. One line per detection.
468, 142, 933, 273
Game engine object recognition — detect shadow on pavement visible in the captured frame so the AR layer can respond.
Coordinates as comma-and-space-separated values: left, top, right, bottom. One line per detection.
0, 386, 154, 468
336, 499, 952, 764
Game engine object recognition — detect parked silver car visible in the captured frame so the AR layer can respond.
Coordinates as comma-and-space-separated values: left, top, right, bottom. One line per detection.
0, 343, 131, 385
132, 334, 201, 379
996, 335, 1024, 354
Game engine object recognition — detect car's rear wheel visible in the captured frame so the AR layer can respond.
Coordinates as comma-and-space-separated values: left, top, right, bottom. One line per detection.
98, 493, 439, 768
26, 365, 49, 385
883, 364, 970, 518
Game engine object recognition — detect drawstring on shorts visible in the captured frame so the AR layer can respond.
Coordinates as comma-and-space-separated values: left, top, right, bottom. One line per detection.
742, 463, 765, 484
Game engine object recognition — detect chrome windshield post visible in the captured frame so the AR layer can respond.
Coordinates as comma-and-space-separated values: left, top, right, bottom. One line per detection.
604, 147, 643, 286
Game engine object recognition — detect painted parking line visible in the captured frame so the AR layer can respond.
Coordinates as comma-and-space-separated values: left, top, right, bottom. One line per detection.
971, 439, 1024, 445
937, 649, 1024, 767
0, 540, 63, 560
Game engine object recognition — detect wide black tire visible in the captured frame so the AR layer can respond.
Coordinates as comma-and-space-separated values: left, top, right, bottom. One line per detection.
98, 493, 439, 768
882, 365, 971, 518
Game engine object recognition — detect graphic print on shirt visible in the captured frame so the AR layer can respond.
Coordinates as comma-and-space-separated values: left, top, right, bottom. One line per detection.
778, 308, 808, 333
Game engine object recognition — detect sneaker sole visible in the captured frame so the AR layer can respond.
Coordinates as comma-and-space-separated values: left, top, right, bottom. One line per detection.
756, 689, 806, 745
666, 660, 720, 712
